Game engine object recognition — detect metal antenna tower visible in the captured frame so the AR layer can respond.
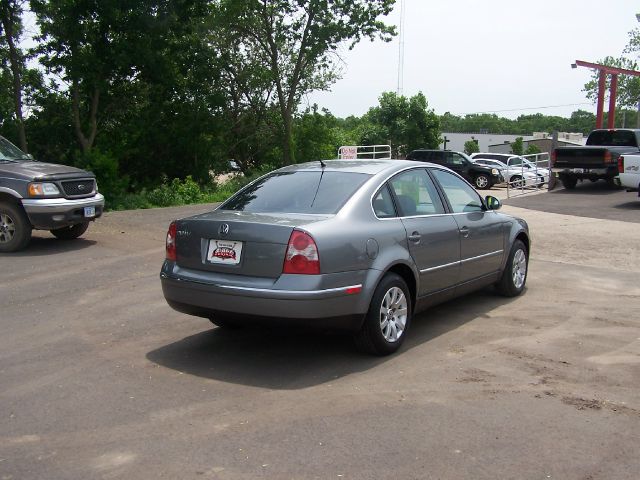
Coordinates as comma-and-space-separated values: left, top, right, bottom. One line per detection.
396, 0, 406, 95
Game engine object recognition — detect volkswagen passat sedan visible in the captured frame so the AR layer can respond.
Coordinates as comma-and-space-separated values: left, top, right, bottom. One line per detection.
161, 160, 530, 355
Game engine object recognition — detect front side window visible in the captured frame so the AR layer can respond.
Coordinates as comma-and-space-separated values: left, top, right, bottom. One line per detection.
221, 171, 370, 214
389, 169, 445, 216
431, 169, 484, 213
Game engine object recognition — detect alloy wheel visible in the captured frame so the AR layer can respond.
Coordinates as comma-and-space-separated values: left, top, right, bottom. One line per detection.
0, 213, 16, 244
379, 286, 408, 343
512, 248, 527, 289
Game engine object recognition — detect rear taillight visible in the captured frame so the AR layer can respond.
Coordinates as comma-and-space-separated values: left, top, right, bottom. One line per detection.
550, 150, 556, 166
283, 230, 320, 275
604, 151, 612, 164
618, 156, 624, 172
166, 221, 177, 261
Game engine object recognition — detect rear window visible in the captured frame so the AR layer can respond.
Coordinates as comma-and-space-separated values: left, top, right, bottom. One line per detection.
221, 171, 371, 214
586, 130, 638, 147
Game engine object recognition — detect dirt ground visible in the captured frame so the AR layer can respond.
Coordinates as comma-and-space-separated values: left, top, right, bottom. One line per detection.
1, 187, 639, 479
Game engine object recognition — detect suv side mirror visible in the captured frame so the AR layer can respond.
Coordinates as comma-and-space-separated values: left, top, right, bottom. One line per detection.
485, 195, 501, 210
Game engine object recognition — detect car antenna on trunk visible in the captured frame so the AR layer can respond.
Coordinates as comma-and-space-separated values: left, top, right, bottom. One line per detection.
319, 159, 326, 168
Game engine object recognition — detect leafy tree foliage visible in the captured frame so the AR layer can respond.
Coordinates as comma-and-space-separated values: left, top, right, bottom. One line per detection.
0, 0, 28, 150
511, 137, 524, 155
218, 0, 396, 165
464, 139, 479, 155
582, 27, 640, 114
360, 92, 440, 157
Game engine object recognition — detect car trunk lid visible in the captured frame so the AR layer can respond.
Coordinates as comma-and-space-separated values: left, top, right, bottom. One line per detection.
174, 210, 331, 278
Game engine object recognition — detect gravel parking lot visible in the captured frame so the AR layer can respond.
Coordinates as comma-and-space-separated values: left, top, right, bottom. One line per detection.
1, 188, 639, 479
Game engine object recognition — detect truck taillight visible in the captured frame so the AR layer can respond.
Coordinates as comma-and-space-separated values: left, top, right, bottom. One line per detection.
604, 151, 612, 163
166, 221, 177, 261
618, 155, 624, 173
283, 230, 320, 275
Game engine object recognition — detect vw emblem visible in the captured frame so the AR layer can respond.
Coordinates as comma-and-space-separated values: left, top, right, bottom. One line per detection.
219, 223, 230, 236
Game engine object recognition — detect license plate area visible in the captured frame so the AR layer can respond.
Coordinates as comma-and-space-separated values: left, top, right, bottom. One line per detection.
84, 206, 96, 218
207, 239, 243, 265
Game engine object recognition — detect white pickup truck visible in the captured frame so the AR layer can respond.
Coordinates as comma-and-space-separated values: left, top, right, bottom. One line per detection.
615, 154, 640, 197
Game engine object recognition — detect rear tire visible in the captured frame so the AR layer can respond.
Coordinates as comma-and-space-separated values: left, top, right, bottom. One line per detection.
50, 221, 90, 240
561, 176, 577, 190
495, 239, 528, 297
354, 273, 412, 356
0, 201, 32, 253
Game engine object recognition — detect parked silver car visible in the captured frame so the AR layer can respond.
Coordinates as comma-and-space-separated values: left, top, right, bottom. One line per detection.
161, 160, 530, 355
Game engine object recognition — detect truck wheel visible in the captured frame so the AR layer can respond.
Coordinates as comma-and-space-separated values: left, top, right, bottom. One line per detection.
354, 273, 412, 356
495, 239, 528, 297
474, 174, 491, 189
50, 221, 90, 240
0, 202, 32, 253
561, 176, 577, 189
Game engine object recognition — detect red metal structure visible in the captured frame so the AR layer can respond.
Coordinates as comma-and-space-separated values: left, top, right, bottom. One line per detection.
574, 60, 640, 129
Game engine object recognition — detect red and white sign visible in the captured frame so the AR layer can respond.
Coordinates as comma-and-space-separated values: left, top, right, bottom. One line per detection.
341, 146, 358, 159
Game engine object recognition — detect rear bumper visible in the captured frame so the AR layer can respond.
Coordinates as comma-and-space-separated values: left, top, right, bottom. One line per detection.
160, 264, 372, 331
615, 173, 640, 193
552, 166, 617, 178
22, 194, 105, 230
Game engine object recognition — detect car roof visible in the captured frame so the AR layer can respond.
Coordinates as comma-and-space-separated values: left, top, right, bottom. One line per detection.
276, 159, 438, 176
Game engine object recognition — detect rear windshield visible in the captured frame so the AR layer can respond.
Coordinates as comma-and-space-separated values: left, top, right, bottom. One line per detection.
586, 130, 638, 147
221, 171, 371, 214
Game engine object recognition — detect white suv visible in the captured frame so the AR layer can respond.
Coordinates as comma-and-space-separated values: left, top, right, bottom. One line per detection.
471, 153, 549, 187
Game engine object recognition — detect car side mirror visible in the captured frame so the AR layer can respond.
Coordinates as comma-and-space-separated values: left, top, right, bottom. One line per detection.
485, 195, 501, 210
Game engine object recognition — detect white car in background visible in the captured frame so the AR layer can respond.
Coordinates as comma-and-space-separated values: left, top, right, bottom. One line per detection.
472, 153, 550, 187
471, 155, 539, 188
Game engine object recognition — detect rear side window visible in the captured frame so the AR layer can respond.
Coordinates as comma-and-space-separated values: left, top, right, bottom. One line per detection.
586, 130, 638, 147
221, 171, 370, 214
389, 169, 445, 216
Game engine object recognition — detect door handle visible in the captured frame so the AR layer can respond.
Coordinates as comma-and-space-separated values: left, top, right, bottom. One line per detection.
459, 227, 470, 238
408, 231, 421, 243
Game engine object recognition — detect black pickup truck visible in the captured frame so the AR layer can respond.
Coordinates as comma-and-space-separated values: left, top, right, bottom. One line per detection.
552, 129, 640, 189
0, 135, 104, 252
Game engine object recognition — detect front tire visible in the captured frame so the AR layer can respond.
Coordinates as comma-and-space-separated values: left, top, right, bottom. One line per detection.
474, 174, 491, 190
495, 239, 528, 297
50, 222, 90, 240
0, 202, 32, 253
354, 273, 412, 356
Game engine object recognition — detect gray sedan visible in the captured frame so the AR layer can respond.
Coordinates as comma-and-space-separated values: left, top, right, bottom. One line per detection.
161, 160, 530, 355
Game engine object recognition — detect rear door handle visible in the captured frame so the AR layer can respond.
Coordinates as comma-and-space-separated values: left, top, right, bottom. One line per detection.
459, 227, 470, 238
408, 231, 421, 243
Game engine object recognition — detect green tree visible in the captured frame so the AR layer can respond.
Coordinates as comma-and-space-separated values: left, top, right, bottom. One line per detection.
511, 137, 524, 155
582, 56, 640, 110
360, 92, 440, 157
0, 0, 28, 151
219, 0, 396, 165
464, 139, 479, 155
524, 143, 541, 155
